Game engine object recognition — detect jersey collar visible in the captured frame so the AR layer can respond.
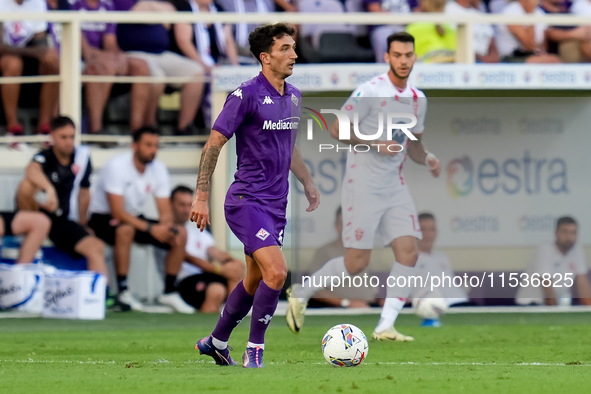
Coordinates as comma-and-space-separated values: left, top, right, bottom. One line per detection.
257, 72, 289, 97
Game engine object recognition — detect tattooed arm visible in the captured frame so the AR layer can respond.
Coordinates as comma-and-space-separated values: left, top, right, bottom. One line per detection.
190, 130, 229, 231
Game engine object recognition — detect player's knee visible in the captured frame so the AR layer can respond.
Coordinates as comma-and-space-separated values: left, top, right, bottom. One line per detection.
266, 265, 288, 288
128, 58, 150, 76
399, 248, 419, 266
89, 237, 105, 255
1, 56, 23, 75
36, 214, 51, 235
115, 224, 135, 242
207, 283, 227, 303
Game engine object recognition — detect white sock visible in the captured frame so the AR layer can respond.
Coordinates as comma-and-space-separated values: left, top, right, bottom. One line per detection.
375, 298, 406, 333
247, 341, 265, 350
375, 262, 416, 333
295, 256, 348, 301
211, 336, 228, 350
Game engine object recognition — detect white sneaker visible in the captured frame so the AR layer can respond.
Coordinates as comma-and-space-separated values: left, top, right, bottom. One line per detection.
372, 327, 414, 342
158, 292, 196, 314
286, 284, 307, 334
118, 290, 144, 312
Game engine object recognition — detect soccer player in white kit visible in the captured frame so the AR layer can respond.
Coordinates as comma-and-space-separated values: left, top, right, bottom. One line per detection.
287, 32, 441, 341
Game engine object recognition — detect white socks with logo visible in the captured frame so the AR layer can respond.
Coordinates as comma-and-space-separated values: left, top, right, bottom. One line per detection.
374, 262, 416, 333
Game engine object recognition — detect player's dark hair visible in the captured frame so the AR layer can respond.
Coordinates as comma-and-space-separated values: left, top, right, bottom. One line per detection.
50, 116, 75, 132
418, 212, 435, 222
132, 126, 160, 143
387, 32, 415, 52
335, 206, 342, 221
171, 185, 194, 201
249, 23, 296, 65
556, 216, 577, 230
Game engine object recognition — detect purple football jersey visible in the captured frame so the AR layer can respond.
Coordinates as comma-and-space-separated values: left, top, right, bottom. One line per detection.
70, 0, 116, 49
214, 72, 301, 211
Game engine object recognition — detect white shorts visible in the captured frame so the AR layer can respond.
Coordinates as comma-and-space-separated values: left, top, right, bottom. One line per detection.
341, 186, 422, 249
125, 51, 203, 88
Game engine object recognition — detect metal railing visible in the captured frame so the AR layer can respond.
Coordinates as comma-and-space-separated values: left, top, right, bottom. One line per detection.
1, 11, 591, 144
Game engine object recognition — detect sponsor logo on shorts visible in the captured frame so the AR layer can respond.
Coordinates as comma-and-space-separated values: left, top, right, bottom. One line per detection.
256, 228, 270, 241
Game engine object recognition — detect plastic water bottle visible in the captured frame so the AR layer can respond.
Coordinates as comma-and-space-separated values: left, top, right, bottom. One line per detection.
34, 190, 48, 205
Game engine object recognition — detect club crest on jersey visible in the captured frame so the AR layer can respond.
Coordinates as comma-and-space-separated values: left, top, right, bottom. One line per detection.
146, 184, 151, 193
291, 93, 299, 106
263, 96, 274, 105
256, 228, 270, 241
71, 163, 79, 175
355, 228, 364, 241
232, 89, 243, 99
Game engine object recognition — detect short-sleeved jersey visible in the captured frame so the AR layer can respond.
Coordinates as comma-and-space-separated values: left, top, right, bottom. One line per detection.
516, 242, 589, 304
411, 250, 469, 300
340, 73, 427, 193
89, 152, 171, 216
213, 72, 301, 210
32, 148, 92, 219
70, 0, 116, 49
177, 225, 216, 281
0, 0, 48, 48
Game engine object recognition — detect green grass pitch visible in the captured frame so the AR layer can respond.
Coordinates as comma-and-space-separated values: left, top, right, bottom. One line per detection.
1, 312, 590, 393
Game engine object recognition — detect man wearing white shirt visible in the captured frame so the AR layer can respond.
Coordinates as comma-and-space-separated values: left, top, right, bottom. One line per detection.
154, 186, 245, 312
88, 127, 194, 313
516, 217, 591, 306
412, 213, 469, 306
444, 0, 499, 63
495, 0, 560, 63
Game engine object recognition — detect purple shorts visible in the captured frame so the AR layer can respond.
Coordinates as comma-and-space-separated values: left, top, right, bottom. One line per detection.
225, 202, 286, 257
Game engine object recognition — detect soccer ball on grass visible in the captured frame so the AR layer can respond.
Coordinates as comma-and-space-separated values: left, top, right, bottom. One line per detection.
321, 324, 368, 367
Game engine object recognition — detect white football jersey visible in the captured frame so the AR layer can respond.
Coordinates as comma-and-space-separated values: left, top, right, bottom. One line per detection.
89, 152, 171, 216
340, 73, 427, 193
516, 242, 588, 305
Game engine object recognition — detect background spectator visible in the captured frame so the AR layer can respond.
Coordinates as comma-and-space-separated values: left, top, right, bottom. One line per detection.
542, 0, 591, 62
0, 211, 50, 263
169, 0, 240, 70
411, 213, 470, 306
169, 0, 239, 128
363, 0, 410, 63
407, 0, 456, 63
15, 116, 109, 279
216, 0, 273, 63
516, 217, 591, 306
114, 0, 205, 135
72, 0, 151, 134
0, 0, 59, 137
445, 0, 499, 63
496, 0, 561, 63
88, 127, 193, 313
154, 186, 245, 313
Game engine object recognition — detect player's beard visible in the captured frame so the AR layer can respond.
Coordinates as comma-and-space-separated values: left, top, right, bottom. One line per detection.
390, 64, 413, 81
137, 152, 155, 165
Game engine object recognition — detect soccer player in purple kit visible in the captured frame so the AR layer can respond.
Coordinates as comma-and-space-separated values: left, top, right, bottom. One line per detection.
189, 24, 320, 368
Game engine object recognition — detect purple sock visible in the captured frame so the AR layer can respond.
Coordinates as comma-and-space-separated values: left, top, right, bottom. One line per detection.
211, 281, 254, 342
249, 280, 281, 345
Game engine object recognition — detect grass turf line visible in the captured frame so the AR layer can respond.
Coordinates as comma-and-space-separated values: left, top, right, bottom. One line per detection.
1, 312, 590, 394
